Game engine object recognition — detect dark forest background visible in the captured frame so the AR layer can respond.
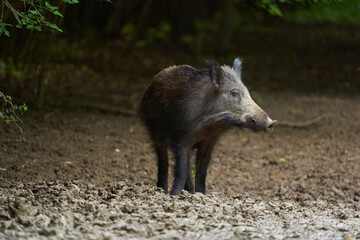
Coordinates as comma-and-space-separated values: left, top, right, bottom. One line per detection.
0, 0, 359, 114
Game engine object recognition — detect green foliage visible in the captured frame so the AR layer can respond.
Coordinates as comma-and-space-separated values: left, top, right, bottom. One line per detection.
136, 21, 172, 48
256, 0, 283, 16
121, 21, 172, 48
120, 22, 136, 43
180, 18, 219, 50
286, 0, 360, 24
0, 0, 347, 38
254, 0, 343, 17
0, 20, 11, 37
63, 0, 79, 3
0, 58, 24, 80
0, 0, 79, 37
0, 91, 28, 133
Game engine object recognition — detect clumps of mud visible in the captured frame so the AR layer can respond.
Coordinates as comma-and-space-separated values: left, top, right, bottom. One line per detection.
0, 180, 359, 240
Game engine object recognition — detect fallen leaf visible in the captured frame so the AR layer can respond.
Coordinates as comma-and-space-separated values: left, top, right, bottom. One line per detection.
277, 158, 286, 163
241, 137, 248, 143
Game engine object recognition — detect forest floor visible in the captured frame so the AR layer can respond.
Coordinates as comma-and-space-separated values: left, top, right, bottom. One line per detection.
1, 90, 359, 239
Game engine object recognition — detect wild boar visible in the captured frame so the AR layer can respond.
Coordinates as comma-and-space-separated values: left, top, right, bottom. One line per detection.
140, 58, 276, 195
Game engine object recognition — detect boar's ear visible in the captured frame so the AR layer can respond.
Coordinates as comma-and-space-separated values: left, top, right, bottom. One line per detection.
232, 57, 242, 79
205, 59, 225, 92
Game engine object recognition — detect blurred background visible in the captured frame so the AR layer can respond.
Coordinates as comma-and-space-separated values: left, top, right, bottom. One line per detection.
0, 0, 359, 112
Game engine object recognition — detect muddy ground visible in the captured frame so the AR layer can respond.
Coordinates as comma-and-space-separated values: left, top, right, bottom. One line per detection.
0, 91, 359, 239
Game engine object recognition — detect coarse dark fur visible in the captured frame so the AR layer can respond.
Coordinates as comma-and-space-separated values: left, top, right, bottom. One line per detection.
139, 58, 276, 195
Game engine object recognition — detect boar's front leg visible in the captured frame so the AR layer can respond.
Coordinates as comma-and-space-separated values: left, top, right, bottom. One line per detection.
184, 166, 194, 193
154, 141, 169, 193
195, 138, 217, 194
171, 144, 191, 195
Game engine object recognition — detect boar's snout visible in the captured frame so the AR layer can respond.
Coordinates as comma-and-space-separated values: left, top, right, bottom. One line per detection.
247, 117, 277, 133
265, 119, 277, 132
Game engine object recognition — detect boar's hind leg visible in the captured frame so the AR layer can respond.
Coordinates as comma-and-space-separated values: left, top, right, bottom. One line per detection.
171, 144, 191, 195
195, 139, 217, 194
184, 166, 194, 194
154, 141, 169, 193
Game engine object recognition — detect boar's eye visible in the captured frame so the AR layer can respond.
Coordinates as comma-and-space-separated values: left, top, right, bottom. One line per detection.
231, 90, 241, 100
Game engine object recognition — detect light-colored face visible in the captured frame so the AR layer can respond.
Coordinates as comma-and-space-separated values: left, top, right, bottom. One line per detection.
214, 58, 276, 132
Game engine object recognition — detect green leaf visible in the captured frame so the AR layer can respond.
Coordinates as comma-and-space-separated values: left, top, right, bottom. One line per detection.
19, 103, 28, 115
1, 30, 9, 37
268, 4, 283, 16
191, 166, 196, 175
29, 10, 39, 15
63, 0, 79, 4
45, 2, 58, 11
54, 11, 64, 17
277, 158, 287, 163
46, 22, 63, 32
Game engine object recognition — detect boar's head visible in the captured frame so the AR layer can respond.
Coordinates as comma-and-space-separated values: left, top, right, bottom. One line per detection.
204, 58, 277, 132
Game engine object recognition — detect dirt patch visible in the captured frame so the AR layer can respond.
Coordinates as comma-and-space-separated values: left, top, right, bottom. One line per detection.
1, 92, 360, 239
0, 180, 359, 239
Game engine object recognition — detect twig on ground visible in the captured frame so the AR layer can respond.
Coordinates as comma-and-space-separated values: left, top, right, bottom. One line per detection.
69, 103, 137, 116
0, 135, 26, 143
277, 115, 326, 128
